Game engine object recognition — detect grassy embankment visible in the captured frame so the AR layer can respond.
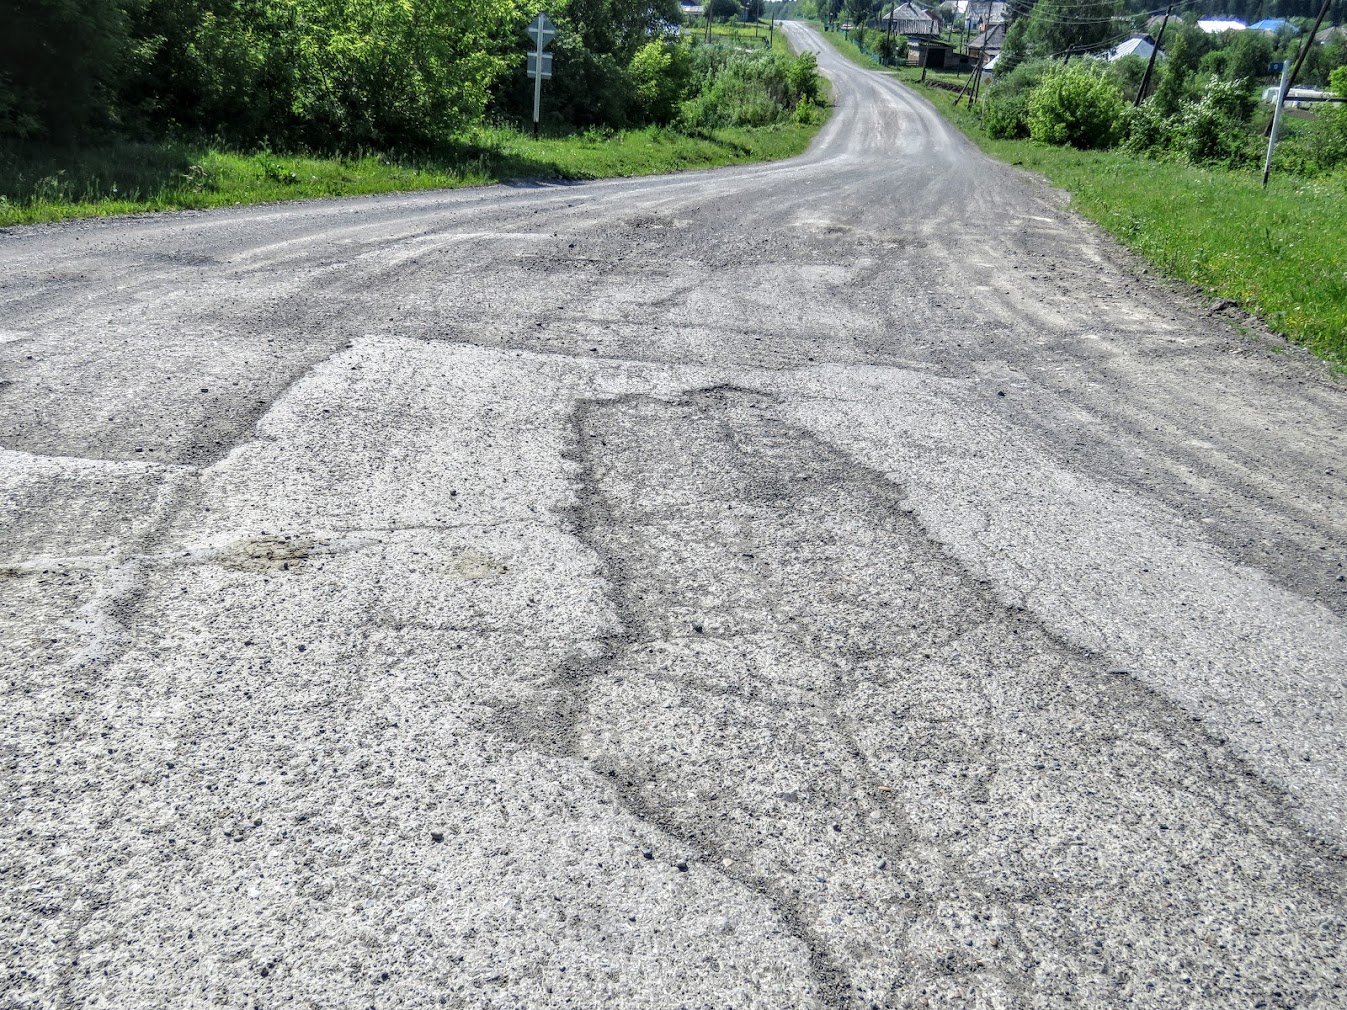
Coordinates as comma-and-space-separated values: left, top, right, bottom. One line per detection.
0, 124, 815, 227
703, 20, 791, 52
0, 21, 815, 228
819, 25, 1347, 366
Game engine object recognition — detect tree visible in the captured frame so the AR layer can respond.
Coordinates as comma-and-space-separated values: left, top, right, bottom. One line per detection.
999, 18, 1030, 73
843, 0, 875, 27
1026, 0, 1122, 58
875, 32, 907, 64
1225, 28, 1274, 81
1153, 29, 1192, 116
497, 0, 683, 128
0, 0, 129, 139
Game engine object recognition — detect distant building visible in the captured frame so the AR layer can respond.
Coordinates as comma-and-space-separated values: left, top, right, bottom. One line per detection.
1315, 25, 1347, 44
908, 37, 976, 69
968, 20, 1006, 60
679, 1, 705, 19
1196, 18, 1246, 34
947, 0, 1008, 21
1261, 85, 1333, 108
1106, 35, 1163, 62
1248, 18, 1299, 35
879, 2, 943, 37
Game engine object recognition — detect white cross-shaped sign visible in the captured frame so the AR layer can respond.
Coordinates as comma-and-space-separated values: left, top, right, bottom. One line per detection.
528, 12, 556, 46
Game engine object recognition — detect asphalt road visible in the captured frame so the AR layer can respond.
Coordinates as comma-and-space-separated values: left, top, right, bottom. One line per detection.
3, 21, 1345, 1010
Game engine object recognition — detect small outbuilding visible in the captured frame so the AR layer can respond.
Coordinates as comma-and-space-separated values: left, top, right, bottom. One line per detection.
907, 37, 976, 69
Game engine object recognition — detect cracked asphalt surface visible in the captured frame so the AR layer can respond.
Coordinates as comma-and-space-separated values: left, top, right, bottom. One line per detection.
2, 21, 1346, 1010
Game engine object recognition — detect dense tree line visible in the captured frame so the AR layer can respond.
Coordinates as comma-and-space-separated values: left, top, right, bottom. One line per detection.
3, 0, 787, 147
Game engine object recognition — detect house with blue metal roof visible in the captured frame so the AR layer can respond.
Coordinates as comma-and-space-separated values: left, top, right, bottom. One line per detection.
1248, 18, 1300, 35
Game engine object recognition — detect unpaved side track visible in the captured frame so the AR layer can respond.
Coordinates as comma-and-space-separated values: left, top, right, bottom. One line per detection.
2, 22, 1345, 1010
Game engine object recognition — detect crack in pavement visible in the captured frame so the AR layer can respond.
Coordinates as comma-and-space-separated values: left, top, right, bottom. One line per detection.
498, 384, 1347, 1009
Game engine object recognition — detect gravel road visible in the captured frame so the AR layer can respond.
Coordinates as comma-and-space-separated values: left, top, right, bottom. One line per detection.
2, 21, 1345, 1010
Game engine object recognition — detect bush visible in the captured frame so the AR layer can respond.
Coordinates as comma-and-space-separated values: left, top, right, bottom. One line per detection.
680, 48, 821, 129
1122, 100, 1170, 155
628, 41, 692, 125
787, 51, 822, 105
1026, 63, 1126, 149
983, 92, 1030, 139
1201, 75, 1256, 123
1174, 77, 1258, 165
875, 33, 907, 66
980, 58, 1055, 140
1280, 103, 1347, 175
987, 58, 1058, 101
1106, 54, 1150, 104
1333, 65, 1347, 98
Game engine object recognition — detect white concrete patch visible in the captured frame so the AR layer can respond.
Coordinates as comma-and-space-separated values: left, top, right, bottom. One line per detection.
780, 364, 1347, 845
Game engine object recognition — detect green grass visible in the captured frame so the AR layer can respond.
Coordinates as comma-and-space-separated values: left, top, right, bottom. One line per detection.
817, 28, 887, 70
692, 20, 791, 53
810, 30, 1347, 366
0, 121, 820, 228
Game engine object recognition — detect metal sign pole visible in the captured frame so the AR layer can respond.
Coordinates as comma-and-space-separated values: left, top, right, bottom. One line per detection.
527, 12, 556, 140
532, 32, 544, 138
1262, 59, 1291, 189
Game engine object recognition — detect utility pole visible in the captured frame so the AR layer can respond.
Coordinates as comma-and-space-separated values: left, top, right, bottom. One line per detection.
1135, 3, 1172, 107
1264, 0, 1332, 187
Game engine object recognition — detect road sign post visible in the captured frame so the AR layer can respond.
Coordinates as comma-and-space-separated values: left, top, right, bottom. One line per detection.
527, 12, 556, 139
1262, 59, 1292, 189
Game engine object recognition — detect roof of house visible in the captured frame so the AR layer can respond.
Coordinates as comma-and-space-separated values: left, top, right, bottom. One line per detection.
1248, 18, 1298, 33
969, 21, 1007, 50
1316, 25, 1347, 43
1106, 35, 1162, 61
882, 2, 943, 32
1196, 18, 1246, 33
949, 0, 1008, 17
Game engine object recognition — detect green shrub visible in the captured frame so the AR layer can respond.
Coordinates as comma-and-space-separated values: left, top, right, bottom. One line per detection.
875, 33, 907, 66
983, 92, 1030, 139
1280, 103, 1347, 175
1200, 75, 1256, 123
1332, 66, 1347, 98
1174, 77, 1258, 165
1122, 100, 1170, 155
1106, 54, 1150, 104
987, 58, 1058, 101
1026, 63, 1126, 150
628, 41, 692, 125
680, 49, 821, 129
787, 51, 822, 105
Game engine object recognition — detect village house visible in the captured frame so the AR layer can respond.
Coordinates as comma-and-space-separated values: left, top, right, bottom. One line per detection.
878, 2, 943, 37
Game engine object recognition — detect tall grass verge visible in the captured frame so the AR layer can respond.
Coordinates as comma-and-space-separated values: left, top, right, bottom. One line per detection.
0, 121, 820, 227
